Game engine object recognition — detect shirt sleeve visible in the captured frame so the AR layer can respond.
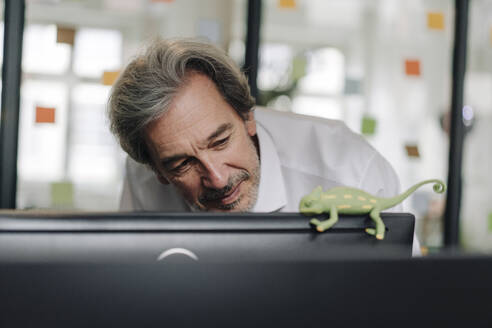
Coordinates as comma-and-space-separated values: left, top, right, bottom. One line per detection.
119, 177, 135, 211
357, 152, 402, 211
118, 157, 141, 211
118, 156, 191, 212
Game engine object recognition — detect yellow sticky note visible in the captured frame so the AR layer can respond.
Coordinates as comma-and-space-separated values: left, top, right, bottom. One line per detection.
420, 246, 429, 256
102, 71, 120, 86
51, 182, 74, 208
427, 12, 445, 30
35, 106, 56, 123
56, 26, 76, 46
279, 0, 296, 9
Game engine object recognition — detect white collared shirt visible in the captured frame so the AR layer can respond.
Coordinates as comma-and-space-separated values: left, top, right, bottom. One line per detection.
120, 107, 420, 255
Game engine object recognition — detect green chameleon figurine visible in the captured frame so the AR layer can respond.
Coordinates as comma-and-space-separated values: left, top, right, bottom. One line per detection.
299, 179, 446, 240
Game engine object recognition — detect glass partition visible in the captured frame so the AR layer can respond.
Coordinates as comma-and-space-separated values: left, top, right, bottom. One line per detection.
17, 0, 242, 210
257, 0, 454, 252
11, 0, 490, 256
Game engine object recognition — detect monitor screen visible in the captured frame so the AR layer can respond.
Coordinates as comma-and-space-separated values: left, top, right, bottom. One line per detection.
0, 211, 414, 262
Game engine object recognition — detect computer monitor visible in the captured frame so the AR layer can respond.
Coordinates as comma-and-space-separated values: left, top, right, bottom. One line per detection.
0, 211, 414, 262
3, 212, 489, 327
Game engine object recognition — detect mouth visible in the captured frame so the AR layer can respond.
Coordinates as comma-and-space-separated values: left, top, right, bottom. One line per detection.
201, 179, 245, 209
216, 180, 243, 205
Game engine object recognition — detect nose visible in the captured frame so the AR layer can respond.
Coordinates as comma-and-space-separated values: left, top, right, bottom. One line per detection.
199, 156, 228, 189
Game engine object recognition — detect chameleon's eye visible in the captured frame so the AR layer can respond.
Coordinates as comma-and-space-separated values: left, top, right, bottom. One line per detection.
304, 201, 312, 207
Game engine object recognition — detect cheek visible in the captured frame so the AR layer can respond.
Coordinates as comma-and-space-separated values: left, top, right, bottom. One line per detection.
227, 136, 257, 166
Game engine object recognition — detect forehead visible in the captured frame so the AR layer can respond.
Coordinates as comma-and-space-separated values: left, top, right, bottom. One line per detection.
146, 74, 243, 154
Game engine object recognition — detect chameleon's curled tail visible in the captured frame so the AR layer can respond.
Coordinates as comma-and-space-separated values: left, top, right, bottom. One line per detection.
431, 180, 446, 193
381, 179, 446, 210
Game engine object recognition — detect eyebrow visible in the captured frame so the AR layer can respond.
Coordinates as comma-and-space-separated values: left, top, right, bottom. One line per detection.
160, 123, 233, 167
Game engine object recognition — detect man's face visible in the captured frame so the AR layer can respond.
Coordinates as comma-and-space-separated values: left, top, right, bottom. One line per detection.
146, 73, 260, 212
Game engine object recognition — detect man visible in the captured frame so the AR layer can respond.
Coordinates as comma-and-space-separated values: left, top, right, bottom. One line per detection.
108, 38, 419, 253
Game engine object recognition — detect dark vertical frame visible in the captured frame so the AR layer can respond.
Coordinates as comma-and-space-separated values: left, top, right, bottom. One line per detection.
243, 0, 262, 100
0, 0, 25, 209
444, 0, 469, 247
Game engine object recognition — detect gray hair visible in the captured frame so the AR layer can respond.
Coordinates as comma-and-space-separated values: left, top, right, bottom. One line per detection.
108, 38, 255, 166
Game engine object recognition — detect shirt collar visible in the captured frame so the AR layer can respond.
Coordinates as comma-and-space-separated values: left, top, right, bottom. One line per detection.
251, 122, 287, 212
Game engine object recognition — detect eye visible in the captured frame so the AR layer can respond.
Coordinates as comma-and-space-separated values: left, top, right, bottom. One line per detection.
170, 158, 194, 175
304, 200, 312, 207
212, 136, 230, 149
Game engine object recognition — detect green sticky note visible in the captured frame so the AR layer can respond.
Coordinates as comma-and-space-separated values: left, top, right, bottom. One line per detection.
51, 181, 74, 208
488, 212, 492, 232
292, 55, 307, 81
361, 116, 376, 135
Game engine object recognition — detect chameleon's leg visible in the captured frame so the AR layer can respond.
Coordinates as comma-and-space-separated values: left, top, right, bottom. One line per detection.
365, 228, 376, 236
316, 206, 339, 232
310, 218, 322, 226
369, 208, 385, 240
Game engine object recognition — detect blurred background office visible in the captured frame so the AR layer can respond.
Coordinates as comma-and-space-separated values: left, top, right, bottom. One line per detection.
0, 0, 490, 253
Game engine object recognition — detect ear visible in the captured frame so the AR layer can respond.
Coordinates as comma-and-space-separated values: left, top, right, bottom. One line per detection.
156, 173, 170, 185
244, 111, 257, 137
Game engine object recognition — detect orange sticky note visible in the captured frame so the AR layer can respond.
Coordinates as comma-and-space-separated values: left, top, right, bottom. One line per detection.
278, 0, 296, 9
427, 12, 445, 30
56, 26, 76, 46
405, 144, 420, 158
405, 59, 421, 76
102, 71, 120, 86
35, 106, 56, 123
